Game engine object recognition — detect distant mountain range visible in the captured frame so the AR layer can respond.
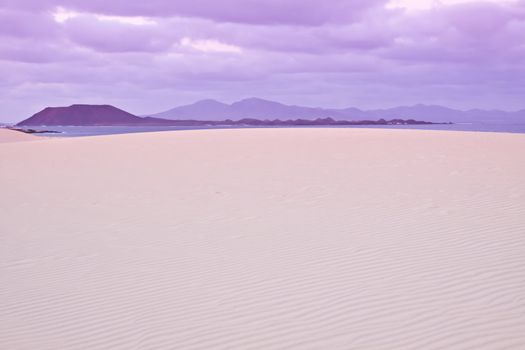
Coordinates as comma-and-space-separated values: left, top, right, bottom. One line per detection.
15, 98, 525, 126
149, 98, 525, 124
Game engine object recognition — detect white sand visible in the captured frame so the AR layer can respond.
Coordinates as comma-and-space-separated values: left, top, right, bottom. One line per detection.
0, 128, 41, 143
1, 128, 524, 349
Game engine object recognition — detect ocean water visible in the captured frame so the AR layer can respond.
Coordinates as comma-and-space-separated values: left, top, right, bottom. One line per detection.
20, 123, 525, 137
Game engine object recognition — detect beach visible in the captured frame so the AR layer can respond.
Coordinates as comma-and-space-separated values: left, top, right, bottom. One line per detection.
0, 129, 45, 143
1, 127, 524, 349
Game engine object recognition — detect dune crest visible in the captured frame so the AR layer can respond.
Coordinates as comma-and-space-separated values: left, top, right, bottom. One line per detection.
0, 129, 42, 143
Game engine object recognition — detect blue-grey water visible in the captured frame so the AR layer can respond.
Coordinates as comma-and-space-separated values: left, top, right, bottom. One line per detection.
20, 123, 525, 137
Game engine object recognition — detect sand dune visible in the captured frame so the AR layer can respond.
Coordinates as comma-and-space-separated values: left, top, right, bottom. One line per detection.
1, 128, 525, 349
0, 128, 40, 143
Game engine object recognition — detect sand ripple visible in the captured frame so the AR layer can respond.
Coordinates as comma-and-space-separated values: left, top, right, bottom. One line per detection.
1, 129, 524, 349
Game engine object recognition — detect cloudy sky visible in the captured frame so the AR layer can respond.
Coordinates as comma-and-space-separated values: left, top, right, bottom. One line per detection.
1, 0, 524, 122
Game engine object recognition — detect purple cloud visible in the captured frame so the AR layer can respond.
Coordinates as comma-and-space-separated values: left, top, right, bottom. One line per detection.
0, 0, 524, 122
1, 0, 383, 25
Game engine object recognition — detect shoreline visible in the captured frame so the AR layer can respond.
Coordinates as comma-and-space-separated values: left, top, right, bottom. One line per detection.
3, 122, 525, 139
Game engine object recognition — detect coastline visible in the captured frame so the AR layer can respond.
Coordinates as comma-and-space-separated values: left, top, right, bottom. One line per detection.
5, 122, 525, 139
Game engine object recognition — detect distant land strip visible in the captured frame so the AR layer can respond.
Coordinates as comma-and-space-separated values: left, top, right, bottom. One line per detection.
16, 104, 450, 127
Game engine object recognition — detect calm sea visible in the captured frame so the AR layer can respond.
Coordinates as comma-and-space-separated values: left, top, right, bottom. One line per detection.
21, 123, 525, 137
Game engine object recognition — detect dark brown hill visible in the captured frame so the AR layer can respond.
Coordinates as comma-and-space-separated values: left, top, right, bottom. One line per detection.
17, 104, 143, 126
